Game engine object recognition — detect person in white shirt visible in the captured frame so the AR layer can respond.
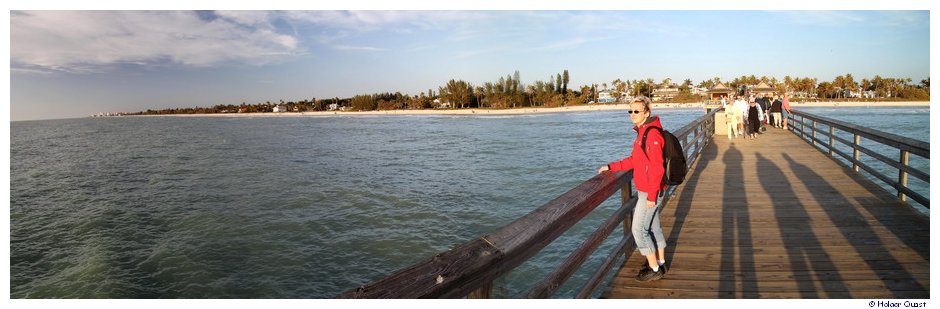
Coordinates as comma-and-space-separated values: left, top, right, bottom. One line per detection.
733, 96, 748, 137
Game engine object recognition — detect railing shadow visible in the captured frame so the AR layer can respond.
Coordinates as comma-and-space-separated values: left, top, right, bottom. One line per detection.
782, 153, 927, 298
664, 134, 718, 269
718, 143, 757, 298
756, 153, 848, 297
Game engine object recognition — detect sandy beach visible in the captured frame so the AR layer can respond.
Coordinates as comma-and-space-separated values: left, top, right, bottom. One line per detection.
134, 101, 929, 118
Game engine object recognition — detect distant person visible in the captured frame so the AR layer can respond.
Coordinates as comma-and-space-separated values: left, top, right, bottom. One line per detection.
725, 100, 740, 140
734, 96, 748, 136
756, 95, 768, 115
782, 94, 792, 129
597, 96, 668, 282
747, 100, 762, 139
756, 95, 769, 132
770, 96, 783, 128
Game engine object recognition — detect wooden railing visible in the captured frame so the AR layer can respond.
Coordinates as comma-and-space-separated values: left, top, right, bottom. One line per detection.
786, 109, 930, 208
337, 108, 719, 299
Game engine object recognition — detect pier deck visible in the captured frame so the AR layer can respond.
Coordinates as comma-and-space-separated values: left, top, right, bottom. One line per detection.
603, 126, 929, 298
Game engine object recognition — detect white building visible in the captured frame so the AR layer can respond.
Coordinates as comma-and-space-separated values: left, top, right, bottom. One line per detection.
273, 105, 288, 113
597, 91, 617, 103
652, 84, 679, 102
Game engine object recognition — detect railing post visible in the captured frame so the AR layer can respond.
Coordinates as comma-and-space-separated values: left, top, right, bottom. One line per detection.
828, 126, 834, 157
853, 134, 861, 172
899, 149, 909, 202
800, 115, 806, 140
621, 180, 633, 259
467, 281, 493, 299
812, 120, 817, 146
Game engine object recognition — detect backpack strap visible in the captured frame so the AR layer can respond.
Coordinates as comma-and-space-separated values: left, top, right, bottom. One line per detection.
640, 126, 664, 159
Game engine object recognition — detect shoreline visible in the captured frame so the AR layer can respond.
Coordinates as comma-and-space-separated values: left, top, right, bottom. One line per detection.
127, 101, 930, 118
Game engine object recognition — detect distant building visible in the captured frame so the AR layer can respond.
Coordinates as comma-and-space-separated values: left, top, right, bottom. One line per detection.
328, 103, 339, 111
273, 104, 288, 113
749, 82, 778, 97
597, 91, 617, 103
652, 83, 679, 102
706, 83, 734, 102
432, 98, 453, 108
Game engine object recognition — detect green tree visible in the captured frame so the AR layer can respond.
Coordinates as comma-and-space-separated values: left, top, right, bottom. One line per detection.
439, 79, 473, 108
562, 69, 569, 94
350, 94, 377, 111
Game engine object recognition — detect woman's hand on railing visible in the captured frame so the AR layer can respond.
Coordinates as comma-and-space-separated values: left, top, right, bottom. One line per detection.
597, 165, 610, 174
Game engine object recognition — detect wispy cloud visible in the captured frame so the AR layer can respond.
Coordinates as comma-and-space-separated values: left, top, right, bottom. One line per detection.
285, 10, 486, 32
11, 11, 301, 73
455, 47, 506, 59
775, 11, 867, 26
332, 44, 385, 52
537, 36, 610, 51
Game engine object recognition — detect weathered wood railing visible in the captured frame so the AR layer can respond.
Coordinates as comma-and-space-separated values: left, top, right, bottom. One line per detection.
786, 109, 929, 208
337, 108, 718, 298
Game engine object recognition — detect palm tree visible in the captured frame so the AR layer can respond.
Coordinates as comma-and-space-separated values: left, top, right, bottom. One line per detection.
833, 75, 846, 99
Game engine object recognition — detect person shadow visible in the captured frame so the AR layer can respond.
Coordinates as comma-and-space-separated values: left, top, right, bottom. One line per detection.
782, 153, 927, 298
756, 153, 848, 297
717, 143, 758, 298
662, 131, 718, 274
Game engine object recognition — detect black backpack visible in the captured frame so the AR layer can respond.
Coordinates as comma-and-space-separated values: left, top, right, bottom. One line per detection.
641, 126, 688, 186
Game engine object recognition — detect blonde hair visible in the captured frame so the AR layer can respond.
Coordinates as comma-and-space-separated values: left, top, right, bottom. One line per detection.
631, 96, 652, 112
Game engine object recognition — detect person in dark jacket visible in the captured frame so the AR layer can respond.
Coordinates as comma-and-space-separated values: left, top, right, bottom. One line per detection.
770, 96, 783, 128
756, 95, 769, 132
597, 96, 667, 282
747, 100, 761, 139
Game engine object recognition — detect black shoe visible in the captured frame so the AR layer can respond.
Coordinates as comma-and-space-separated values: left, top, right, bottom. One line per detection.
638, 263, 667, 276
635, 265, 665, 282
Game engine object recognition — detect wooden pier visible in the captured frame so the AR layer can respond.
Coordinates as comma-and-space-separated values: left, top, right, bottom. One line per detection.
603, 126, 929, 298
338, 108, 928, 299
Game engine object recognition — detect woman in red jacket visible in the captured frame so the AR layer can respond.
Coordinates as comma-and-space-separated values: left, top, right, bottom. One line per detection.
597, 96, 667, 282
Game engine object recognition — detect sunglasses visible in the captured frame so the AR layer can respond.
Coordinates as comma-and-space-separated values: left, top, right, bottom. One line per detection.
628, 110, 646, 114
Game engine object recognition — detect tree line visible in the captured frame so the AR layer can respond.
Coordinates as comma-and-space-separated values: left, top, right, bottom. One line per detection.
127, 72, 929, 115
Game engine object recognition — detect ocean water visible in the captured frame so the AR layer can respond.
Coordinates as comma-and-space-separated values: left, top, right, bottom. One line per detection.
10, 106, 929, 298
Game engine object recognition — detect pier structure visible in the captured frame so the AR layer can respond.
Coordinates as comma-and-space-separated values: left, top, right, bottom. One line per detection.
338, 107, 929, 299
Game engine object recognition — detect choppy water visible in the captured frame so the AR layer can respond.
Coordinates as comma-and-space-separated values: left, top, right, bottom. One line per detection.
10, 106, 928, 298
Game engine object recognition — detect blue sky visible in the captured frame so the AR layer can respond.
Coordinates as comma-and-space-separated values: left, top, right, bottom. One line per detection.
8, 9, 932, 121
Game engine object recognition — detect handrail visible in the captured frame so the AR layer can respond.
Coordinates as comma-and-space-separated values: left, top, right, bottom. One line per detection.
569, 108, 717, 298
336, 108, 719, 298
786, 109, 929, 208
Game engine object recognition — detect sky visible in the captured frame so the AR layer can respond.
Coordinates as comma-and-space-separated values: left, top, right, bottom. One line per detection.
6, 3, 936, 121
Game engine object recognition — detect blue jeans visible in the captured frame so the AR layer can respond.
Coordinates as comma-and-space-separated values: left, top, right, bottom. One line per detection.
632, 190, 666, 256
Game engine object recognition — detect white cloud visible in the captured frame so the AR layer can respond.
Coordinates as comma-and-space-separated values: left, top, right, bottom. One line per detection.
776, 11, 867, 26
332, 44, 385, 52
11, 11, 301, 73
284, 10, 484, 32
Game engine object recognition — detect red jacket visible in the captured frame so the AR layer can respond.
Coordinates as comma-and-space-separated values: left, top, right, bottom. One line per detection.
607, 116, 665, 202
